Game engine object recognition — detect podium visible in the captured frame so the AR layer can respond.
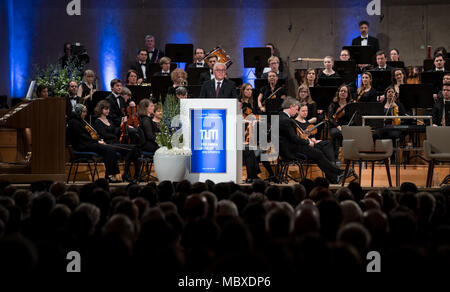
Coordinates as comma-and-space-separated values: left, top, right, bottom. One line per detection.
0, 98, 66, 182
181, 98, 242, 183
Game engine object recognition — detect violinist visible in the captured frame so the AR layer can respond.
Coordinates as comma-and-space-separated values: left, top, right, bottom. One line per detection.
138, 98, 159, 153
126, 69, 141, 86
120, 87, 139, 144
240, 83, 275, 182
296, 84, 324, 138
279, 97, 345, 184
295, 103, 336, 165
257, 71, 286, 113
302, 68, 318, 88
328, 85, 352, 160
77, 69, 97, 105
93, 101, 142, 182
356, 72, 378, 102
67, 104, 122, 183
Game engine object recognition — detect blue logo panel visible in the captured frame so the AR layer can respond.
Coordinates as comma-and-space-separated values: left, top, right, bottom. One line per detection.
190, 109, 226, 173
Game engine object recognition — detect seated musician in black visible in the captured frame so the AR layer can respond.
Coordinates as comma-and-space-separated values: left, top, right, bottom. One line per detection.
67, 104, 121, 183
328, 85, 353, 160
356, 72, 378, 102
432, 83, 450, 127
257, 71, 286, 114
374, 86, 407, 146
297, 84, 324, 138
279, 97, 345, 184
240, 83, 276, 182
106, 79, 126, 128
138, 98, 159, 153
318, 56, 340, 78
93, 100, 141, 183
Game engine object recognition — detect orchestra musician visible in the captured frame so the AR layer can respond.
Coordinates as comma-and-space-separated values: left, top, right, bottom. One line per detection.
36, 84, 49, 98
296, 84, 324, 138
120, 87, 139, 143
187, 48, 209, 69
435, 73, 450, 101
328, 84, 353, 160
240, 83, 276, 182
374, 86, 407, 146
339, 49, 351, 61
105, 79, 126, 128
65, 80, 81, 117
356, 72, 378, 102
138, 98, 159, 153
303, 68, 318, 88
390, 48, 400, 62
130, 49, 150, 83
153, 57, 172, 77
199, 55, 218, 84
257, 71, 286, 113
318, 56, 340, 78
126, 69, 141, 86
67, 104, 122, 183
261, 56, 287, 80
279, 97, 346, 184
77, 69, 97, 104
168, 68, 188, 96
144, 34, 164, 63
93, 100, 142, 183
432, 83, 450, 127
392, 68, 406, 96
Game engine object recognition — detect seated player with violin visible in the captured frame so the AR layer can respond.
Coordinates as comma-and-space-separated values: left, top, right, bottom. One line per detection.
120, 87, 140, 144
297, 84, 324, 138
257, 71, 286, 114
295, 103, 336, 165
279, 97, 346, 184
240, 83, 276, 182
67, 104, 123, 183
93, 100, 142, 183
328, 84, 353, 160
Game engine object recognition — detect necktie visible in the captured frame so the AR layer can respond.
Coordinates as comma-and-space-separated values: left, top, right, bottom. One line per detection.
216, 81, 221, 97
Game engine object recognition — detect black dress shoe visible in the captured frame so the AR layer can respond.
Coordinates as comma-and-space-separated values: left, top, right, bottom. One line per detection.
122, 174, 133, 183
107, 175, 120, 183
348, 168, 358, 179
335, 172, 345, 184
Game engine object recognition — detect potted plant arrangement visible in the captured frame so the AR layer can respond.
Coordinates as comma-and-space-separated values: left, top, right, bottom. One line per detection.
34, 60, 82, 97
154, 94, 191, 182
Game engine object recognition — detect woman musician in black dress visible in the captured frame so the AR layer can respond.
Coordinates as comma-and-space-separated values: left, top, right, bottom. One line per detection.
93, 100, 142, 183
328, 84, 353, 160
138, 98, 159, 153
296, 84, 324, 139
241, 83, 276, 182
356, 72, 378, 102
257, 71, 286, 114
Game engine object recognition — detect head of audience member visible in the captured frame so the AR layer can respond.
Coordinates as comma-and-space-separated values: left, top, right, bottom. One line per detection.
159, 57, 171, 73
376, 51, 387, 68
120, 87, 132, 103
73, 104, 87, 120
340, 49, 350, 61
281, 97, 301, 117
110, 79, 123, 95
126, 69, 139, 85
442, 83, 450, 101
36, 84, 49, 98
305, 68, 317, 86
265, 206, 294, 238
267, 71, 279, 88
175, 86, 188, 99
297, 84, 312, 104
340, 200, 363, 224
390, 48, 400, 61
94, 100, 110, 118
333, 84, 351, 103
434, 47, 448, 58
434, 54, 446, 71
358, 20, 370, 37
137, 98, 154, 117
144, 34, 155, 51
336, 222, 371, 257
392, 68, 406, 85
361, 72, 373, 88
323, 56, 334, 70
213, 63, 226, 81
294, 204, 320, 236
268, 56, 280, 73
171, 68, 187, 86
206, 55, 218, 70
67, 81, 78, 97
137, 49, 148, 64
194, 48, 205, 63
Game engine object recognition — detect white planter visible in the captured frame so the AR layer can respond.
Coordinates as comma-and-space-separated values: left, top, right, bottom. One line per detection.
154, 152, 189, 182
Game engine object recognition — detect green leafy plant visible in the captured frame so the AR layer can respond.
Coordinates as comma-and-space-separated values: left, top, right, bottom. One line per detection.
33, 60, 82, 97
156, 94, 182, 150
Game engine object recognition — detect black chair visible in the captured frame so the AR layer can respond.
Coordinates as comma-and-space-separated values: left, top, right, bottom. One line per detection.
67, 145, 101, 183
276, 154, 309, 183
138, 151, 156, 182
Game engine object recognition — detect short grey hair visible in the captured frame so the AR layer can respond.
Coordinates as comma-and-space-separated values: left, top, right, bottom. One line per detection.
145, 34, 154, 41
175, 86, 187, 96
213, 62, 226, 71
74, 104, 86, 117
281, 97, 300, 109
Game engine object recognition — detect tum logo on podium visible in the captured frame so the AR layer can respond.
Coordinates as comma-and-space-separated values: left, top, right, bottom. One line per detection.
200, 129, 219, 141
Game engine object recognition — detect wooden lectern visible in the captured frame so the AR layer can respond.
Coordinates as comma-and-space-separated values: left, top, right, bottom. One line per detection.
0, 98, 66, 182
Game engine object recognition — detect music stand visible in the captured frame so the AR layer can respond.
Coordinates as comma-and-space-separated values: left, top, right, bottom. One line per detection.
318, 77, 344, 87
343, 46, 374, 65
165, 44, 193, 63
387, 61, 405, 68
0, 95, 9, 109
444, 101, 450, 126
127, 85, 152, 104
151, 76, 173, 104
333, 61, 357, 85
265, 98, 283, 115
229, 77, 243, 88
421, 71, 446, 93
243, 47, 271, 68
368, 70, 392, 94
187, 67, 209, 85
254, 78, 286, 93
399, 84, 434, 110
309, 86, 338, 111
345, 102, 384, 128
423, 58, 450, 71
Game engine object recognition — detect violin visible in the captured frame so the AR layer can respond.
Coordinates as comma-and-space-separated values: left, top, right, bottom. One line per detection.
261, 85, 284, 105
242, 103, 259, 144
304, 117, 328, 136
83, 120, 99, 140
332, 103, 347, 122
120, 108, 130, 144
294, 123, 309, 140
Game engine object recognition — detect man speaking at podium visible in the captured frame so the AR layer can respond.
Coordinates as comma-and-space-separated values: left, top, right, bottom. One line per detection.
199, 63, 237, 98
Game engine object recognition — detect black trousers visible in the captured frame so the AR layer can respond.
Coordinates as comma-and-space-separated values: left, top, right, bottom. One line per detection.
297, 144, 342, 183
112, 144, 142, 179
329, 127, 343, 159
243, 149, 275, 179
81, 143, 120, 177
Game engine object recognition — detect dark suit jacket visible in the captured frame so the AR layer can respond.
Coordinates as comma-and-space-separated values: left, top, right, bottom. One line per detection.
67, 116, 97, 150
105, 93, 126, 128
199, 79, 238, 98
199, 70, 213, 85
279, 112, 310, 161
65, 95, 81, 116
351, 36, 380, 54
148, 48, 164, 63
130, 61, 151, 82
152, 71, 171, 77
187, 62, 209, 69
372, 65, 393, 71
